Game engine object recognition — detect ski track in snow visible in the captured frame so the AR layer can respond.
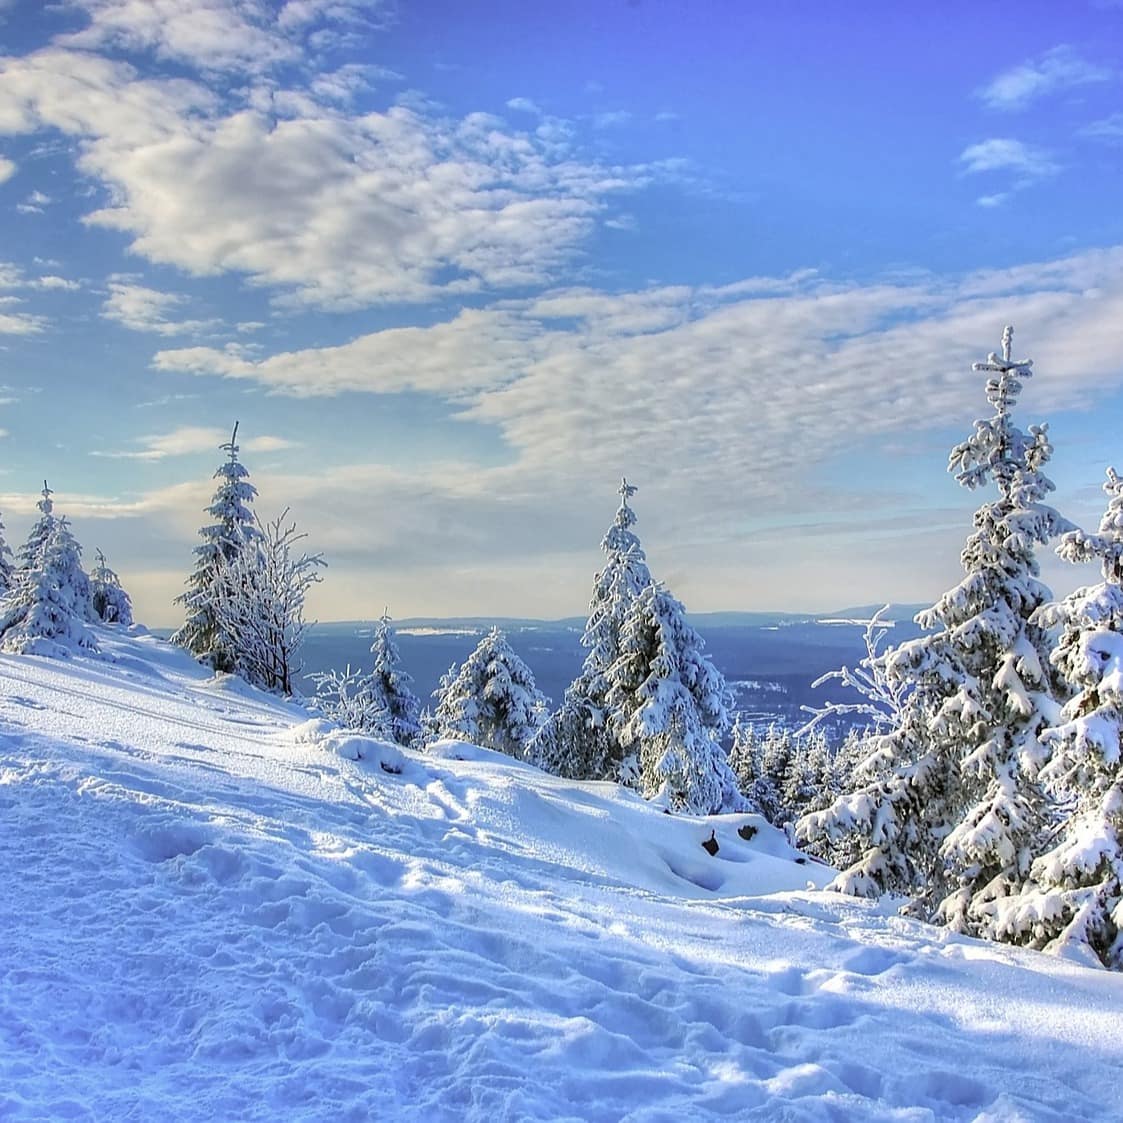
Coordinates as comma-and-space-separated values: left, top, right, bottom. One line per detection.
1, 631, 1122, 1121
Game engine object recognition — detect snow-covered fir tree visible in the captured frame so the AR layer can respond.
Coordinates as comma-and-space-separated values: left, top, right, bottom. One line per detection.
783, 730, 832, 819
729, 719, 761, 792
0, 514, 96, 657
992, 467, 1123, 966
531, 478, 653, 781
363, 613, 424, 746
729, 720, 780, 820
19, 481, 57, 572
211, 511, 324, 695
602, 581, 745, 814
0, 505, 14, 596
89, 548, 133, 626
429, 628, 549, 758
172, 424, 261, 670
760, 724, 796, 822
798, 327, 1072, 933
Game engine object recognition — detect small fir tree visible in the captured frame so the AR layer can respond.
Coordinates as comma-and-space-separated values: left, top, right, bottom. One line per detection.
760, 724, 796, 822
429, 628, 550, 758
173, 423, 261, 669
363, 612, 423, 746
729, 721, 781, 819
0, 514, 97, 657
532, 478, 654, 781
89, 548, 133, 626
799, 327, 1072, 932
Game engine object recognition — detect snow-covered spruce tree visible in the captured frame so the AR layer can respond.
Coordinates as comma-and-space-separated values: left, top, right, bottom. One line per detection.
19, 480, 57, 572
729, 719, 761, 792
602, 581, 745, 814
760, 724, 796, 822
89, 548, 133, 626
172, 423, 261, 670
0, 514, 97, 657
0, 505, 14, 596
531, 478, 653, 781
783, 730, 833, 819
429, 627, 550, 758
211, 510, 325, 695
730, 720, 781, 820
363, 613, 424, 746
992, 468, 1123, 966
798, 327, 1072, 932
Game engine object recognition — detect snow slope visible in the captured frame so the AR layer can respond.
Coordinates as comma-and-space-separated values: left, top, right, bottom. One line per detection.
2, 631, 1122, 1122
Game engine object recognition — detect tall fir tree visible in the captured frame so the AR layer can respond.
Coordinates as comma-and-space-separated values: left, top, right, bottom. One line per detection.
172, 424, 260, 670
363, 612, 423, 746
89, 548, 133, 626
429, 627, 550, 758
531, 478, 653, 781
993, 467, 1123, 966
602, 581, 745, 814
799, 327, 1071, 933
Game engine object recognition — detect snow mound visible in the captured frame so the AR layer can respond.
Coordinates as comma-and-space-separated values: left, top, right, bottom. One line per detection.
1, 628, 1122, 1121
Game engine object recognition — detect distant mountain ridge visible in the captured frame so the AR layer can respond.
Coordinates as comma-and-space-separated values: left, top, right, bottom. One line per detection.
313, 604, 930, 632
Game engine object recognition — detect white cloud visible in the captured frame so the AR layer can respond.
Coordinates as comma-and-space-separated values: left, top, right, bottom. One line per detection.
154, 308, 540, 396
0, 311, 46, 334
32, 274, 80, 291
0, 261, 80, 292
1080, 112, 1123, 142
0, 155, 14, 183
0, 47, 654, 309
958, 138, 1058, 180
59, 0, 298, 74
593, 110, 632, 129
309, 63, 400, 104
16, 189, 51, 214
976, 192, 1009, 208
506, 97, 542, 115
93, 425, 299, 460
101, 279, 216, 335
152, 247, 1123, 536
978, 45, 1113, 111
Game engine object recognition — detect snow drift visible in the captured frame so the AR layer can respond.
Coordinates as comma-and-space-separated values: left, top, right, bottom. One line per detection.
2, 629, 1122, 1121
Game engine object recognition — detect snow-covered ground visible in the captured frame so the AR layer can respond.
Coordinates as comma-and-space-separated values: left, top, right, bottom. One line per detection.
2, 631, 1122, 1122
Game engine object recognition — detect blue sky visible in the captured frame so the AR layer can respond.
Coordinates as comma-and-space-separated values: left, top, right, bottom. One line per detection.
0, 0, 1122, 624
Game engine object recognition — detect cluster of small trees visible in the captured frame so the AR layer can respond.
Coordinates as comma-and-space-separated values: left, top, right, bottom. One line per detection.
797, 327, 1123, 970
312, 617, 551, 759
729, 722, 868, 828
307, 479, 743, 816
172, 424, 325, 694
0, 481, 132, 657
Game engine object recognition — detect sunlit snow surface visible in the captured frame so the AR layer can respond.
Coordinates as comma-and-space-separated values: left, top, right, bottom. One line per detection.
2, 631, 1122, 1121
